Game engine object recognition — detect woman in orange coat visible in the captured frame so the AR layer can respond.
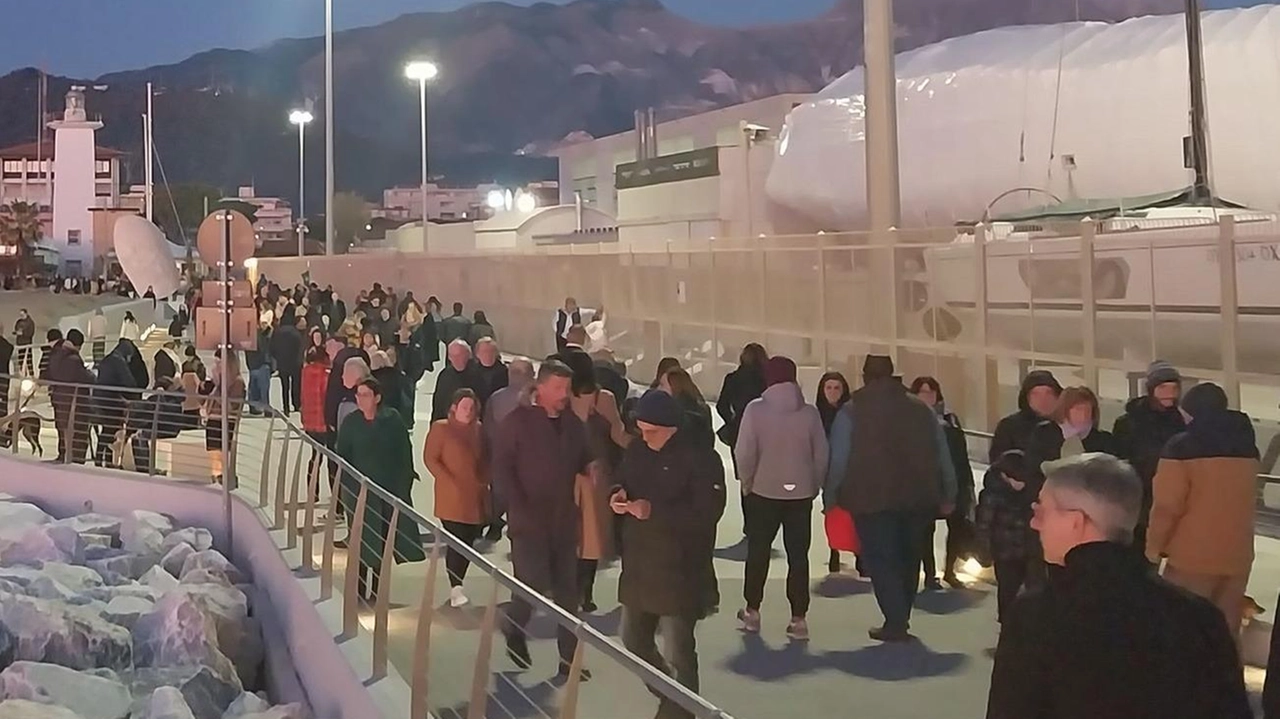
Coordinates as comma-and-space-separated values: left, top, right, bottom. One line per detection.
424, 388, 487, 608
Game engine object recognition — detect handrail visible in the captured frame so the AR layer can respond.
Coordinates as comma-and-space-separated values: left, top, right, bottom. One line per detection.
0, 372, 736, 719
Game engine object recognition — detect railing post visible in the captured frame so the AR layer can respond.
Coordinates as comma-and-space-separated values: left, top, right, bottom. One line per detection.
286, 430, 304, 550
65, 391, 77, 465
148, 395, 161, 477
342, 483, 369, 639
467, 579, 502, 719
557, 641, 587, 719
372, 505, 399, 681
972, 224, 993, 432
273, 426, 292, 530
258, 414, 278, 508
1219, 215, 1240, 406
410, 540, 443, 719
320, 470, 343, 601
1079, 218, 1099, 389
301, 450, 322, 574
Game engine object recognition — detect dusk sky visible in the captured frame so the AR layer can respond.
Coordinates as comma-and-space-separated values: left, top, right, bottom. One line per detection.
1, 0, 841, 77
1, 0, 1257, 78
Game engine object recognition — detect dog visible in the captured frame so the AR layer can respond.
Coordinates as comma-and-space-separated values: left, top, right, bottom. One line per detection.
0, 410, 45, 456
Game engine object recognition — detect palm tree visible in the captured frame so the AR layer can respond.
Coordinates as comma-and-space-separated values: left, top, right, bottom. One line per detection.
0, 201, 42, 276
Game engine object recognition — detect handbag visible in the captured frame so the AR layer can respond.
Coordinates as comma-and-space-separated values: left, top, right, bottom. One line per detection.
824, 506, 861, 554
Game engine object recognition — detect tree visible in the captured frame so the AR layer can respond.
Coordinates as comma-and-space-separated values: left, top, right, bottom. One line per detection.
0, 201, 43, 276
332, 192, 370, 254
153, 183, 222, 244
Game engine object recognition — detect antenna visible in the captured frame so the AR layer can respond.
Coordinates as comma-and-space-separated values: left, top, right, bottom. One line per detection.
1185, 0, 1212, 203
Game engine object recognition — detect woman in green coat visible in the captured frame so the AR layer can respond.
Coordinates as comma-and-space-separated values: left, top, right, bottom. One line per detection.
336, 376, 425, 600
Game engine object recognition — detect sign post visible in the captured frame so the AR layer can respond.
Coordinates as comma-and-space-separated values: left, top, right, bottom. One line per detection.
196, 209, 256, 549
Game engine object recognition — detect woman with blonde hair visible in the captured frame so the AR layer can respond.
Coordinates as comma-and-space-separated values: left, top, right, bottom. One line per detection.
201, 348, 245, 485
1052, 386, 1117, 457
424, 388, 488, 608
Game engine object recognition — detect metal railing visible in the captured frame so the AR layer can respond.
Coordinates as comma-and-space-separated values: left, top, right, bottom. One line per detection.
0, 373, 734, 719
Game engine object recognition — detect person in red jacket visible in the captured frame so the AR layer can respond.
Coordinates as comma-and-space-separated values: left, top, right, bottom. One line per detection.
300, 345, 331, 500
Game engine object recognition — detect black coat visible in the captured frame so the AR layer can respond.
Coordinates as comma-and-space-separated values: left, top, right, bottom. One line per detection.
269, 324, 304, 372
94, 342, 146, 430
593, 361, 628, 414
431, 363, 479, 422
324, 347, 370, 432
473, 361, 509, 408
715, 367, 765, 448
990, 370, 1063, 462
615, 432, 725, 618
371, 366, 407, 420
939, 412, 975, 515
987, 541, 1251, 719
1112, 396, 1186, 523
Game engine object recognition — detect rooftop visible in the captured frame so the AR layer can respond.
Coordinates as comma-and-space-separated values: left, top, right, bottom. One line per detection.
0, 140, 124, 161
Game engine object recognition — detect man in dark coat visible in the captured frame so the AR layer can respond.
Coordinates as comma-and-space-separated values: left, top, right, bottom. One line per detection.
472, 338, 509, 409
13, 309, 35, 375
987, 453, 1250, 719
92, 339, 147, 467
46, 329, 95, 464
270, 305, 304, 413
1111, 360, 1185, 556
990, 370, 1063, 462
431, 340, 479, 422
613, 391, 725, 719
440, 302, 472, 347
324, 337, 370, 520
492, 359, 591, 678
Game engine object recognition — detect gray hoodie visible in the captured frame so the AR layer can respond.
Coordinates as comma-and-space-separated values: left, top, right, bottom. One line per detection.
734, 382, 829, 500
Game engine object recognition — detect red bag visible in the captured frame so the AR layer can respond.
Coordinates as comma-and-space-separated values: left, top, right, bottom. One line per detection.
824, 507, 860, 554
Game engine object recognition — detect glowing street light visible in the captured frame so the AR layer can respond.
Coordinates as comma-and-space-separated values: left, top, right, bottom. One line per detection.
288, 109, 314, 256
405, 61, 439, 252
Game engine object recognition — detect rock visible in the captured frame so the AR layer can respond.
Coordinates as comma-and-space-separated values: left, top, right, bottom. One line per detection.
179, 552, 243, 586
84, 549, 141, 585
0, 661, 131, 719
0, 503, 51, 529
0, 591, 132, 672
131, 593, 240, 690
0, 621, 15, 669
119, 512, 173, 558
79, 535, 113, 551
235, 707, 306, 719
219, 693, 269, 718
0, 698, 86, 718
134, 687, 196, 719
160, 544, 195, 578
178, 570, 233, 588
82, 583, 160, 605
51, 515, 121, 543
139, 567, 179, 595
169, 585, 259, 688
162, 529, 213, 555
102, 595, 154, 630
0, 525, 85, 566
0, 564, 103, 605
125, 667, 240, 719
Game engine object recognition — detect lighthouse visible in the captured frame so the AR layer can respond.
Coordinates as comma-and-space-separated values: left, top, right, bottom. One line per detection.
49, 87, 101, 276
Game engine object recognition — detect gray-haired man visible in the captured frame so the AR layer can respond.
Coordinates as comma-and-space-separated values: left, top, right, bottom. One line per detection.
987, 453, 1250, 719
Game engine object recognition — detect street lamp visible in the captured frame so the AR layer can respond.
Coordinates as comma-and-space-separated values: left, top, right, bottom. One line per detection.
289, 109, 313, 257
405, 61, 439, 253
325, 0, 334, 256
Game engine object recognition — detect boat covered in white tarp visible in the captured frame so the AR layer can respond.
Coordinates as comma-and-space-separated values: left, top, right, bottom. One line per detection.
767, 6, 1280, 230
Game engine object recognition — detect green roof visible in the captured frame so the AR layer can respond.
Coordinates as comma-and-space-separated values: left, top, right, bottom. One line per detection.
987, 187, 1245, 223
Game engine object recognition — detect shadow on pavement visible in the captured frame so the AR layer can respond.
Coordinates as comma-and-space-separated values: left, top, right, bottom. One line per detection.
914, 587, 989, 615
713, 537, 780, 562
437, 670, 561, 719
493, 602, 625, 639
812, 574, 873, 598
724, 632, 970, 682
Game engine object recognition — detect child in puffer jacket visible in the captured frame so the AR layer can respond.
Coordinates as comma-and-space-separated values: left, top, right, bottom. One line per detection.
976, 448, 1046, 623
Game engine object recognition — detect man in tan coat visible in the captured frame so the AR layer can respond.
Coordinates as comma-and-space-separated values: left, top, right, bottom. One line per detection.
1147, 382, 1259, 639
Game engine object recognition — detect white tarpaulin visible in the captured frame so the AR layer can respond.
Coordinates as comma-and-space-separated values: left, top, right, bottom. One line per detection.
767, 6, 1280, 230
113, 215, 180, 297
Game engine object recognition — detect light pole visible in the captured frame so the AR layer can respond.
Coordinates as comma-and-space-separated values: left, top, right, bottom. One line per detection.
405, 61, 438, 253
325, 0, 334, 255
289, 110, 313, 257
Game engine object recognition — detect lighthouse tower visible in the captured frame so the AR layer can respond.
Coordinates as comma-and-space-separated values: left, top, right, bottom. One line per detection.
49, 87, 101, 276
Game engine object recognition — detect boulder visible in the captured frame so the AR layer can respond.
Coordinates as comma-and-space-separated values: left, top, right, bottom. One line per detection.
169, 585, 259, 688
0, 621, 15, 669
0, 661, 131, 719
83, 583, 160, 605
131, 593, 240, 690
51, 515, 121, 543
220, 693, 269, 718
0, 525, 85, 566
0, 503, 51, 529
0, 698, 86, 719
235, 707, 306, 719
79, 535, 113, 551
84, 549, 142, 585
102, 595, 154, 630
134, 687, 196, 719
125, 667, 240, 719
140, 567, 179, 595
162, 529, 213, 555
0, 591, 132, 672
160, 544, 196, 578
119, 512, 173, 558
179, 552, 243, 586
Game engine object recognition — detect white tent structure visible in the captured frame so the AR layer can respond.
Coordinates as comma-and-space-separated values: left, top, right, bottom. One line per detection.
767, 6, 1280, 230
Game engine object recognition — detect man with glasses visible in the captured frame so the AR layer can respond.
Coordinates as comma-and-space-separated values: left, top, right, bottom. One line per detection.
986, 453, 1250, 719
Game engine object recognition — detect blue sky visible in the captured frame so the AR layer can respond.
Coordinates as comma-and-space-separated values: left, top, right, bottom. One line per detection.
1, 0, 842, 77
1, 0, 1259, 77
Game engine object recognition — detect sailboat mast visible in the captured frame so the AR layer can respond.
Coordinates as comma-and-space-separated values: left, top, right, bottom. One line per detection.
144, 82, 154, 223
1185, 0, 1212, 203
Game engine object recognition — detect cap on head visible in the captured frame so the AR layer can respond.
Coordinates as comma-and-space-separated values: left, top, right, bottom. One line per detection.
764, 356, 797, 388
1181, 382, 1228, 419
634, 390, 681, 428
862, 354, 894, 381
1145, 360, 1181, 391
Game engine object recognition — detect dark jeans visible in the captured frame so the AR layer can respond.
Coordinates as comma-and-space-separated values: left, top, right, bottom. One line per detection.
441, 520, 483, 588
278, 368, 301, 413
621, 607, 699, 719
855, 510, 933, 633
743, 493, 813, 618
247, 366, 271, 409
505, 534, 580, 665
305, 431, 327, 501
579, 559, 598, 606
994, 550, 1045, 623
921, 520, 938, 580
325, 431, 345, 521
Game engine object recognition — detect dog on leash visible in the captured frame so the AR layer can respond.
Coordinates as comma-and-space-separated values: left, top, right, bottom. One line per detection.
0, 410, 45, 456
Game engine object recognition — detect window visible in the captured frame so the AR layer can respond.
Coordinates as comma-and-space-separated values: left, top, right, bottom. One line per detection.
95, 160, 111, 175
67, 230, 81, 245
65, 260, 82, 276
2, 160, 22, 174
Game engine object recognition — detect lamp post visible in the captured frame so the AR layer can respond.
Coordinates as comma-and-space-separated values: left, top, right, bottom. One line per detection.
325, 0, 334, 255
289, 109, 313, 257
405, 61, 438, 253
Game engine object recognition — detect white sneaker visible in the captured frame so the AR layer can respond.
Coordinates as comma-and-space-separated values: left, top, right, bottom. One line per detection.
449, 586, 470, 608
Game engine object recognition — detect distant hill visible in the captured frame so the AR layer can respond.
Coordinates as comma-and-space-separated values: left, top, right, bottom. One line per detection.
0, 0, 1182, 206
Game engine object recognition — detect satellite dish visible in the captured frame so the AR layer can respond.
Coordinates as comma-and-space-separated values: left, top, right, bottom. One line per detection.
114, 215, 180, 297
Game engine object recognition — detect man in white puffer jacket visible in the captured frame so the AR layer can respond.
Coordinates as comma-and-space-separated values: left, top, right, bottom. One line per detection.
733, 355, 828, 640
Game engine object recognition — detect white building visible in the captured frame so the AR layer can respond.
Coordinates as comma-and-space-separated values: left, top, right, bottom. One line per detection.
383, 184, 481, 222
223, 186, 294, 243
0, 88, 124, 275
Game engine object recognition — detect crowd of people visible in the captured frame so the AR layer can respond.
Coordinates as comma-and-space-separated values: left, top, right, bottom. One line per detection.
1, 276, 1274, 719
